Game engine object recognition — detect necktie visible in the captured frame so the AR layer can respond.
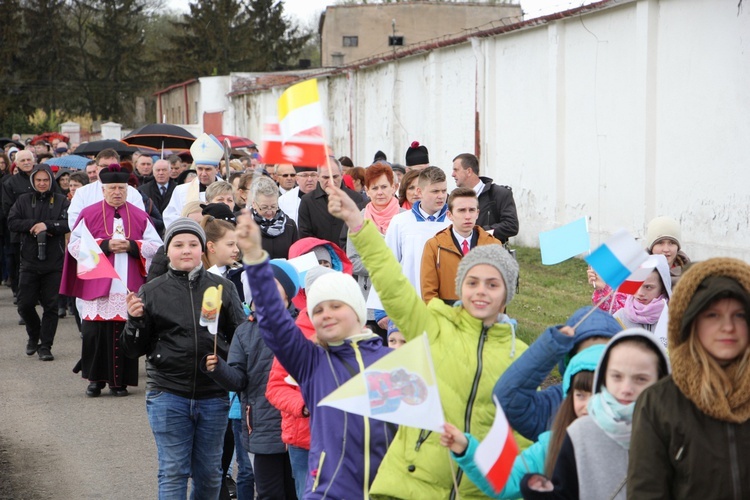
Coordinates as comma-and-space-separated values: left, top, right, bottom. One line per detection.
427, 215, 435, 222
160, 185, 166, 196
462, 240, 470, 256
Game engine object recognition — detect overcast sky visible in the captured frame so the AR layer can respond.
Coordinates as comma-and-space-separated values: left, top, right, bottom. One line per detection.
165, 0, 598, 25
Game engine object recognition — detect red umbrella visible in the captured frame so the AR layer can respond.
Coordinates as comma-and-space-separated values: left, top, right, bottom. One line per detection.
216, 135, 256, 149
31, 132, 70, 145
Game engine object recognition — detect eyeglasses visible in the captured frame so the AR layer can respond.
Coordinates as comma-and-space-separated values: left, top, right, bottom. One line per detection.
296, 173, 318, 179
278, 173, 296, 178
255, 204, 278, 212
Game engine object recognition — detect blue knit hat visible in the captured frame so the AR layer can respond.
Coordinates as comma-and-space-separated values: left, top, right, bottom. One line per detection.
559, 306, 622, 371
562, 344, 605, 395
567, 306, 622, 346
269, 259, 300, 301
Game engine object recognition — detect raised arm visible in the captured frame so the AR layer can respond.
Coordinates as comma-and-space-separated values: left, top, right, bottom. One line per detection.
236, 211, 318, 383
326, 185, 436, 341
493, 325, 576, 441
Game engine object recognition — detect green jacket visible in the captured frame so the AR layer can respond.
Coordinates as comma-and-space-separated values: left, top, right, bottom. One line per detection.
350, 221, 529, 499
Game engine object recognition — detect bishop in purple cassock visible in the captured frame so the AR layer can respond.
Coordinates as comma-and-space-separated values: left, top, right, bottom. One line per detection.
61, 165, 162, 397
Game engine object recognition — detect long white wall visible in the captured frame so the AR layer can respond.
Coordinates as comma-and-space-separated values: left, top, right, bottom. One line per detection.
233, 0, 750, 261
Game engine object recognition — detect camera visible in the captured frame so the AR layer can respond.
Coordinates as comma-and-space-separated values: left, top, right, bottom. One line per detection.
36, 231, 47, 261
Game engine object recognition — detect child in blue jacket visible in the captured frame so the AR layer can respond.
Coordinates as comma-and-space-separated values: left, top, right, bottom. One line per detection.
441, 345, 604, 499
494, 306, 621, 441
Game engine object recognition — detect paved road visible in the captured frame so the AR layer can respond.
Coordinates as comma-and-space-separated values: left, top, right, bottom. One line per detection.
0, 286, 157, 499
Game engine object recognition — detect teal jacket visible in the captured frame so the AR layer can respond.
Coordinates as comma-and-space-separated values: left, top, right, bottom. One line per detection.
455, 431, 551, 499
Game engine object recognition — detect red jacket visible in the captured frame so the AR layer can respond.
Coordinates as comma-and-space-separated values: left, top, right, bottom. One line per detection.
265, 309, 315, 449
287, 236, 352, 311
266, 237, 353, 449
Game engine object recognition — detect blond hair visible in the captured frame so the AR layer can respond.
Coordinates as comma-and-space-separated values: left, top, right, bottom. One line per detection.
181, 201, 203, 217
686, 324, 750, 408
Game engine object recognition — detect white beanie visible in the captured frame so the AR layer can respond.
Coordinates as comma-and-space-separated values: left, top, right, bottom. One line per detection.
306, 272, 367, 328
646, 216, 681, 251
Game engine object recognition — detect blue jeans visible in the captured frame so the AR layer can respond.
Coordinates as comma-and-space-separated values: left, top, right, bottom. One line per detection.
231, 419, 255, 500
146, 390, 229, 500
288, 445, 309, 499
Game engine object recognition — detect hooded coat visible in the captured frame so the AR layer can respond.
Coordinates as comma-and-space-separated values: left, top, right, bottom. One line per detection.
455, 345, 606, 499
494, 306, 622, 441
521, 329, 670, 500
7, 164, 70, 272
628, 258, 750, 500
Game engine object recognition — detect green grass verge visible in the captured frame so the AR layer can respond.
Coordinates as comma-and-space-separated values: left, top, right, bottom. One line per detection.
506, 246, 593, 346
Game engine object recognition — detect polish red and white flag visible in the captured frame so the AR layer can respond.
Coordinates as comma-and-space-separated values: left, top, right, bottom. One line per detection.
473, 396, 520, 494
76, 221, 123, 282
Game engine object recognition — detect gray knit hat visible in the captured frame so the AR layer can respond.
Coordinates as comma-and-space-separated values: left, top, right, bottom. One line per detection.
165, 217, 206, 252
305, 265, 336, 290
455, 244, 519, 304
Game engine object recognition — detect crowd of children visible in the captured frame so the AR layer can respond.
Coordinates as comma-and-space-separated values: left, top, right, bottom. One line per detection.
116, 163, 748, 499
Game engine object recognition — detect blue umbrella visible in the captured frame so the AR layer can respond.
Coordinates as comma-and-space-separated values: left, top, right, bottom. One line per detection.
45, 155, 91, 170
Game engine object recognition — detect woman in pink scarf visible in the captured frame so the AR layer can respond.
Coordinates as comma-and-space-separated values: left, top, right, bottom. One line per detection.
346, 163, 403, 337
613, 254, 672, 332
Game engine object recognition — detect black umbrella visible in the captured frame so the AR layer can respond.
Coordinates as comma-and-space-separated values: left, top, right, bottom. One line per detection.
72, 140, 140, 157
122, 124, 195, 150
0, 138, 24, 149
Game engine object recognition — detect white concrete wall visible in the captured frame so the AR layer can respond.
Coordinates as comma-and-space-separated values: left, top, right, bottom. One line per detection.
197, 76, 233, 134
232, 0, 750, 261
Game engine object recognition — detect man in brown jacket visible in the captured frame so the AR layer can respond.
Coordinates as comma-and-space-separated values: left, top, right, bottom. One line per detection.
420, 187, 501, 304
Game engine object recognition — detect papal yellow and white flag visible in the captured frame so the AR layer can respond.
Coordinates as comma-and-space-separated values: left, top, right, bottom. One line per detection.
278, 78, 325, 141
262, 78, 328, 166
318, 333, 445, 432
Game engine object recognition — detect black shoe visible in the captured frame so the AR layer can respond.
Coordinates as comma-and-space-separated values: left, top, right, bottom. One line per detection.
18, 318, 25, 325
86, 381, 106, 397
109, 386, 129, 397
38, 348, 54, 361
225, 475, 237, 498
25, 339, 39, 356
13, 296, 17, 305
57, 308, 67, 318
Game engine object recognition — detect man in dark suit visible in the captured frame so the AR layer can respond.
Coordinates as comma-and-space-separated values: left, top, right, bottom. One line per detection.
138, 159, 175, 212
451, 153, 519, 244
297, 156, 364, 245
